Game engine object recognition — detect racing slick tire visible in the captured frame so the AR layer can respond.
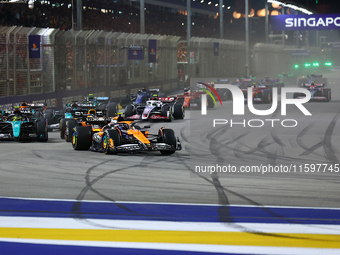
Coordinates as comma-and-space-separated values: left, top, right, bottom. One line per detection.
43, 112, 54, 132
218, 90, 228, 101
60, 118, 67, 139
44, 109, 53, 114
262, 90, 272, 104
103, 129, 121, 154
120, 95, 130, 108
65, 119, 78, 142
36, 118, 48, 142
173, 103, 185, 119
107, 102, 118, 117
125, 104, 135, 118
161, 105, 172, 122
160, 129, 176, 155
323, 89, 331, 102
72, 126, 92, 150
34, 111, 42, 118
97, 103, 107, 110
207, 96, 214, 108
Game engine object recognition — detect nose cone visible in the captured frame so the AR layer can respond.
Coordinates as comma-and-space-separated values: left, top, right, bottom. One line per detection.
127, 129, 150, 144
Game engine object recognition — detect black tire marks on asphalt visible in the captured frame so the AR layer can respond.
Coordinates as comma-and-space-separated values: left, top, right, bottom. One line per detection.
175, 153, 331, 242
323, 112, 340, 163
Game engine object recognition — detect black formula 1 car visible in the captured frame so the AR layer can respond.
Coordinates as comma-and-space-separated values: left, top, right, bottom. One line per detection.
0, 106, 48, 142
60, 109, 113, 142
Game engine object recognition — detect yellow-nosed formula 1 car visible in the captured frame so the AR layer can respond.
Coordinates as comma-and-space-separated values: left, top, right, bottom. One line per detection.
72, 117, 182, 155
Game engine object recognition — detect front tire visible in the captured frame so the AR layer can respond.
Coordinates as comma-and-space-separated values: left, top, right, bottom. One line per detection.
65, 119, 78, 142
103, 129, 121, 154
160, 129, 176, 155
72, 126, 92, 150
36, 118, 48, 142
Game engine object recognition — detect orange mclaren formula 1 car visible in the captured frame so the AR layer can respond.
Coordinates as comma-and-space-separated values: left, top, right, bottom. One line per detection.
71, 117, 182, 155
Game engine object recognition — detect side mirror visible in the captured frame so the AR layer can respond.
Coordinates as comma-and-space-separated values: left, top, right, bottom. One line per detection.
144, 125, 150, 128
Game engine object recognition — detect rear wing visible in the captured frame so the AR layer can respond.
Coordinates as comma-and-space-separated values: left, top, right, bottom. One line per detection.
158, 97, 176, 103
86, 116, 111, 124
302, 83, 325, 87
307, 74, 323, 78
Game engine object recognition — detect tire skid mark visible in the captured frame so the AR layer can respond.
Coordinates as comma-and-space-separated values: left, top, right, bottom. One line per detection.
257, 137, 277, 165
73, 159, 137, 214
180, 126, 190, 143
297, 124, 324, 158
176, 153, 328, 241
73, 155, 185, 229
31, 150, 43, 159
269, 101, 286, 147
323, 112, 340, 164
299, 141, 323, 156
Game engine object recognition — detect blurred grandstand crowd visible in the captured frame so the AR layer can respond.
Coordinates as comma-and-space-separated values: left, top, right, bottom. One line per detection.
0, 1, 251, 42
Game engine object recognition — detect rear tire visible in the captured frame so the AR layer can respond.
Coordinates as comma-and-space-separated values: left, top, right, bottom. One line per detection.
160, 129, 176, 155
60, 118, 67, 139
72, 126, 92, 150
107, 102, 118, 117
125, 104, 134, 118
103, 129, 121, 154
262, 90, 272, 104
207, 96, 214, 108
120, 94, 130, 108
65, 119, 78, 142
161, 105, 172, 122
324, 89, 331, 102
173, 103, 184, 119
293, 93, 300, 99
43, 112, 54, 132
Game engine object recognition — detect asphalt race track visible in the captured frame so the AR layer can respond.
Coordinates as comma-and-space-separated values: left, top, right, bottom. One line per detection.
1, 72, 340, 208
1, 72, 340, 254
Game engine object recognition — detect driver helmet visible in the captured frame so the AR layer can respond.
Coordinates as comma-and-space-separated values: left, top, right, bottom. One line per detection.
147, 100, 161, 107
87, 109, 96, 117
115, 122, 128, 131
13, 116, 22, 121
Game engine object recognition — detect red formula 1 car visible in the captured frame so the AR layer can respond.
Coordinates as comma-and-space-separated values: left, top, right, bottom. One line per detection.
239, 83, 273, 104
177, 83, 216, 109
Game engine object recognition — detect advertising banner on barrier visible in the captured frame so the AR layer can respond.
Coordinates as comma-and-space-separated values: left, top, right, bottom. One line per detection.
128, 45, 144, 60
148, 39, 157, 63
29, 35, 41, 59
271, 14, 340, 31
